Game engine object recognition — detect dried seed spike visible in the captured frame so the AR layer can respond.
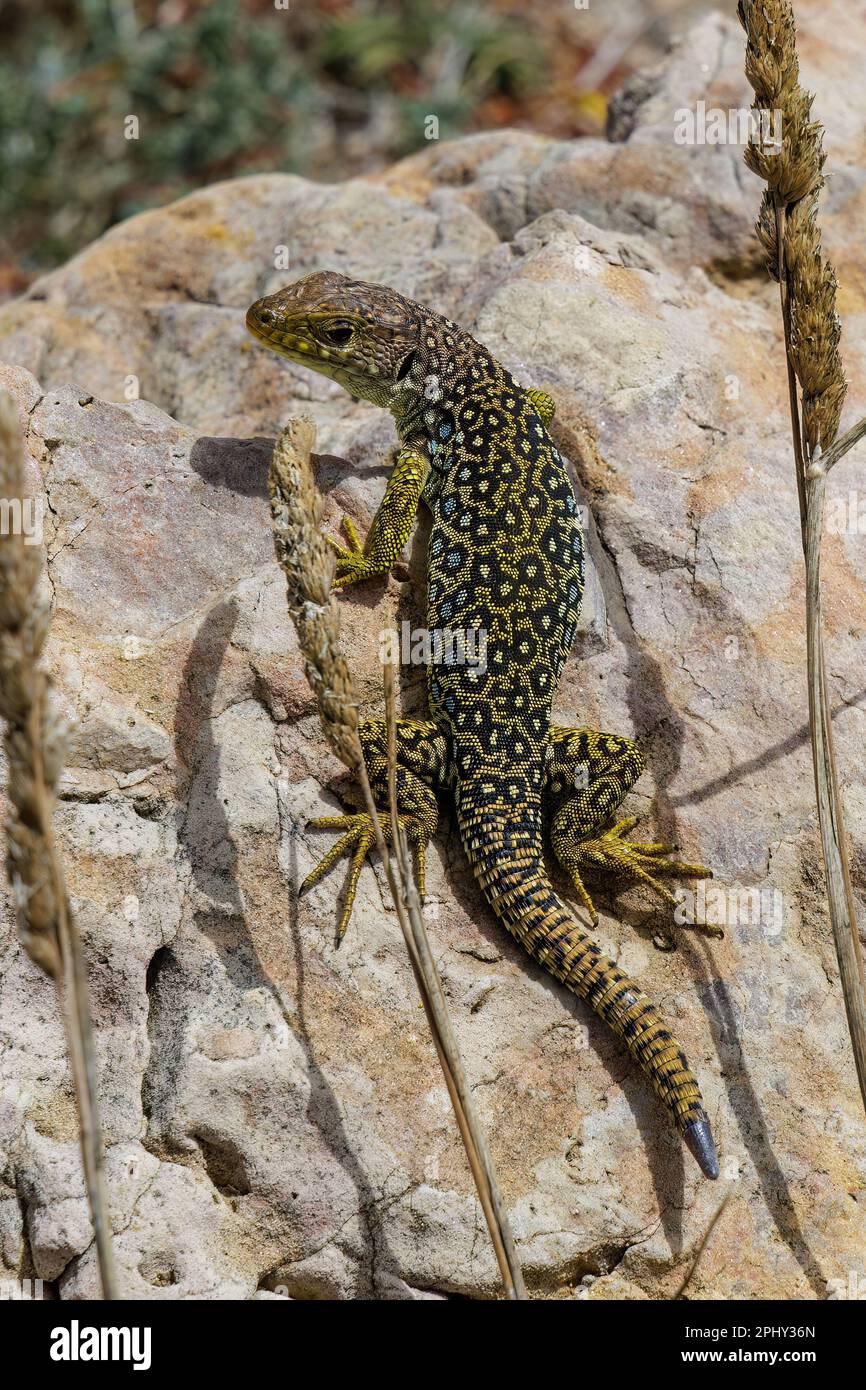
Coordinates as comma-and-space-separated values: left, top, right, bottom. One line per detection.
0, 389, 117, 1298
739, 4, 866, 1120
268, 416, 361, 770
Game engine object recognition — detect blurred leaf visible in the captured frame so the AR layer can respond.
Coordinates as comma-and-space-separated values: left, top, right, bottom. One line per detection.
0, 0, 544, 273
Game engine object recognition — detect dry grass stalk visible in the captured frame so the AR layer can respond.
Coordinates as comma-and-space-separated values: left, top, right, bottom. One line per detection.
739, 1, 866, 1111
268, 416, 527, 1299
0, 389, 116, 1298
382, 663, 527, 1299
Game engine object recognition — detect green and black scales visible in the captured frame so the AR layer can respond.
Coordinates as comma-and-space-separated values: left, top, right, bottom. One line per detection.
247, 272, 718, 1178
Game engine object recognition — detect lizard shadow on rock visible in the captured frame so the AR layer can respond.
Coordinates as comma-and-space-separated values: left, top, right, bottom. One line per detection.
190, 435, 394, 619
618, 644, 827, 1295
175, 598, 404, 1295
671, 688, 862, 1293
582, 500, 827, 1295
189, 434, 390, 501
188, 436, 273, 497
695, 942, 828, 1296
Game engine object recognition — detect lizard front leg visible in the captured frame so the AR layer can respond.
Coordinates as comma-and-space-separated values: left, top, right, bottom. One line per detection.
302, 717, 448, 939
526, 387, 556, 425
330, 445, 429, 589
546, 725, 712, 923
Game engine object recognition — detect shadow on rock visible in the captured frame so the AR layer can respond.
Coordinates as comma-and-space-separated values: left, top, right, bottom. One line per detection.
169, 597, 404, 1295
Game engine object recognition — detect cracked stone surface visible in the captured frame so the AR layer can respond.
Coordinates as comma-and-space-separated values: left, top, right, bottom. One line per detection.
1, 5, 866, 1299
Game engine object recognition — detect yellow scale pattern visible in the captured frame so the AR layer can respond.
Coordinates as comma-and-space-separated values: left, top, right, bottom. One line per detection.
247, 271, 718, 1179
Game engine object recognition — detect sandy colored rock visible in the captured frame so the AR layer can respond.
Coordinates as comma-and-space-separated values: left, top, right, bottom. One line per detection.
0, 5, 865, 1299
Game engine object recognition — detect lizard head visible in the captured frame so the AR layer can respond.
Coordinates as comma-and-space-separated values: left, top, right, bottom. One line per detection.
246, 271, 421, 404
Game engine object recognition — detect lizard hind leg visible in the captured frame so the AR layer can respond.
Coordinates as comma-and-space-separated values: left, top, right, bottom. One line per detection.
301, 718, 446, 941
546, 726, 711, 924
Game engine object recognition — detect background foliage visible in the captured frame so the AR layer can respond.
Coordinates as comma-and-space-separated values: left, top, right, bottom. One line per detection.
0, 0, 707, 290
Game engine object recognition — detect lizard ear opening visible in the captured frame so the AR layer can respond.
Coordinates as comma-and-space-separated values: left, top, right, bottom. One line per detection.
396, 350, 417, 381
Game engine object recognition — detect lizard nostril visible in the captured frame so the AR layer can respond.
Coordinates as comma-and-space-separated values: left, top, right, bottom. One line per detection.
259, 308, 274, 324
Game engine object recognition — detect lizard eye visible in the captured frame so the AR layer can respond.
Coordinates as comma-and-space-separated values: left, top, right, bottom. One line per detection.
323, 321, 353, 347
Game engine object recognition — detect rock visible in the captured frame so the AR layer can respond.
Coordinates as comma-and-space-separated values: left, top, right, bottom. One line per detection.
1, 3, 865, 1300
62, 673, 172, 777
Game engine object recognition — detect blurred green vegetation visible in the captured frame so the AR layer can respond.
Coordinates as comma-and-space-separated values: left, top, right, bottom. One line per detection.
0, 0, 545, 278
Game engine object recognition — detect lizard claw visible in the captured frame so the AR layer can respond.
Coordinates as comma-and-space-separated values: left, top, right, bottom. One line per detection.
561, 816, 712, 922
327, 516, 380, 590
326, 519, 364, 589
302, 810, 430, 942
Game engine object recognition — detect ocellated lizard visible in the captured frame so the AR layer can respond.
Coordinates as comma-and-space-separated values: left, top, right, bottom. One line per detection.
246, 272, 719, 1179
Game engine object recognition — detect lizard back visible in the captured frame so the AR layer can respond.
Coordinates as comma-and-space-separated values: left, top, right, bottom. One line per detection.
424, 353, 584, 789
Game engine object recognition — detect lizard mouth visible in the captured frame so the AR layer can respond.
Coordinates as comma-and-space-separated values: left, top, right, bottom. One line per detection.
245, 302, 368, 376
245, 304, 321, 362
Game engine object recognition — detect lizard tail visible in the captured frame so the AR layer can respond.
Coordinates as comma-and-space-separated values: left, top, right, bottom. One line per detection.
458, 796, 718, 1179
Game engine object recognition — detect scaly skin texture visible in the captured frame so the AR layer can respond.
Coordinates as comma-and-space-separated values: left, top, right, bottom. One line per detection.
247, 271, 719, 1179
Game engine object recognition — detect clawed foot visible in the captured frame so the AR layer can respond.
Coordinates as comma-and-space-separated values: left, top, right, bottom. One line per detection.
327, 517, 381, 590
300, 810, 429, 941
560, 815, 712, 925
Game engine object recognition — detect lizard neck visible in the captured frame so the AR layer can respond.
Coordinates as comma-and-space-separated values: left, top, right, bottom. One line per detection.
386, 304, 514, 466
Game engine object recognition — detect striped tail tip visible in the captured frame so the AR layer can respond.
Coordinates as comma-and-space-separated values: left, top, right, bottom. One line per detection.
683, 1118, 719, 1179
